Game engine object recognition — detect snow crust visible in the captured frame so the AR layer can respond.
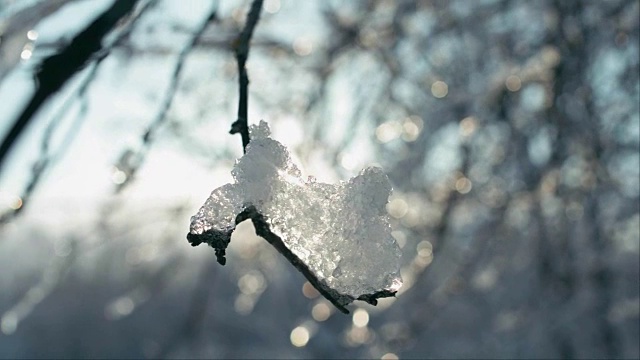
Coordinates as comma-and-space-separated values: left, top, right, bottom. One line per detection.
189, 121, 402, 299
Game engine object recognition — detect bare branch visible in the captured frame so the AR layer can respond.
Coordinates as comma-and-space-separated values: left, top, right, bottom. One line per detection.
187, 205, 396, 314
229, 0, 264, 153
0, 1, 154, 226
0, 0, 139, 175
114, 3, 218, 192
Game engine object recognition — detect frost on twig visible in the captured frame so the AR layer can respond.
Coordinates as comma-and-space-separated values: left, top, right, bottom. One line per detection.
187, 121, 402, 313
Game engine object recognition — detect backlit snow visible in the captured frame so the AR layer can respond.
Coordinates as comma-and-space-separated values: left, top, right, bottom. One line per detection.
189, 121, 402, 300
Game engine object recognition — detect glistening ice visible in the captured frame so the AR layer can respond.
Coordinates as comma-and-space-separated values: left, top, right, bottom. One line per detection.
188, 121, 402, 309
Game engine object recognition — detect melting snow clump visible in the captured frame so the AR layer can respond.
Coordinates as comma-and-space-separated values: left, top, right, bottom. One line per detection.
188, 121, 402, 309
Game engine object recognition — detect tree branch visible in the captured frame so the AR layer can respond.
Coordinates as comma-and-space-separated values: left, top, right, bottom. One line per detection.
229, 0, 264, 153
187, 205, 397, 314
0, 0, 154, 227
114, 3, 218, 192
0, 0, 138, 175
190, 0, 396, 314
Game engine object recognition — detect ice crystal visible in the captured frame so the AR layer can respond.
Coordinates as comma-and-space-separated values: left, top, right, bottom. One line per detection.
188, 121, 402, 310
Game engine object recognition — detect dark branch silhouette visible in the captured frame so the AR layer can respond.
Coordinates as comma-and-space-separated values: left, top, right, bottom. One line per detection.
188, 206, 396, 314
0, 0, 138, 175
0, 1, 154, 226
229, 0, 264, 153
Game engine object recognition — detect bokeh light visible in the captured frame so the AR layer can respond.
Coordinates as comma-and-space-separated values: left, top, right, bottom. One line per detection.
290, 326, 310, 347
353, 308, 370, 328
264, 0, 280, 14
312, 301, 332, 322
431, 81, 448, 98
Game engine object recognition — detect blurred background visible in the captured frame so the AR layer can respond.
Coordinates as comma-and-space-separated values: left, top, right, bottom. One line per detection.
0, 0, 638, 358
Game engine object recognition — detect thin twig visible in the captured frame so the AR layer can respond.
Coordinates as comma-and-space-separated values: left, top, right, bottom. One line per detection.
229, 0, 264, 153
190, 0, 399, 314
114, 3, 218, 192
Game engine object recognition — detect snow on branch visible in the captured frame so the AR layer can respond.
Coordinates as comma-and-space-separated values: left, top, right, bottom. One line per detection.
187, 122, 402, 313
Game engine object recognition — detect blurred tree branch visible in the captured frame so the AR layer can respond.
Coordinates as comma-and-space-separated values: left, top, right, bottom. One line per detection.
0, 1, 154, 226
114, 2, 218, 192
0, 0, 138, 175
